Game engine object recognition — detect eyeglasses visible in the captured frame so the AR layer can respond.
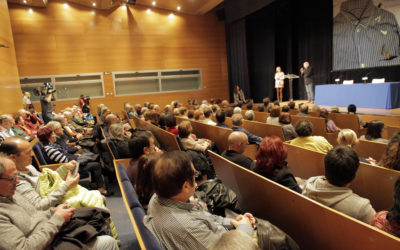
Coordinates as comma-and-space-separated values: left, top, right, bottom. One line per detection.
0, 175, 18, 182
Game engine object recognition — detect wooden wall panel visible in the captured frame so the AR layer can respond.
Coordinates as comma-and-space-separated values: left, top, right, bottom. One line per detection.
0, 0, 23, 114
8, 1, 229, 112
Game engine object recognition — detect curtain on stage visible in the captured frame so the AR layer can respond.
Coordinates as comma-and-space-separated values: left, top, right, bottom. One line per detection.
226, 0, 333, 102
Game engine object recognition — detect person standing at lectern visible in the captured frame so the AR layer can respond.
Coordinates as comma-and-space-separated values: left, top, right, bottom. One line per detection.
233, 85, 247, 104
274, 66, 285, 102
300, 61, 314, 103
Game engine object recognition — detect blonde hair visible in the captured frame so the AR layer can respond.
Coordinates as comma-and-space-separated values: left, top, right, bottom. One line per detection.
178, 120, 192, 138
337, 129, 359, 147
109, 123, 124, 140
47, 121, 62, 131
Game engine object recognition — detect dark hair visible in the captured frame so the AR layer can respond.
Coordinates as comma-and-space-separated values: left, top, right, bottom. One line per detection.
255, 136, 287, 177
216, 110, 226, 124
158, 114, 167, 129
225, 107, 234, 118
211, 104, 218, 113
177, 121, 192, 138
347, 104, 357, 114
165, 113, 177, 128
153, 151, 195, 198
279, 113, 291, 124
365, 120, 385, 140
135, 153, 162, 207
128, 135, 150, 159
300, 104, 309, 114
319, 108, 329, 120
270, 106, 281, 118
187, 110, 194, 119
273, 100, 280, 106
203, 108, 212, 118
387, 176, 400, 223
295, 119, 313, 137
263, 97, 270, 107
37, 126, 53, 145
246, 102, 253, 110
378, 132, 400, 170
281, 105, 290, 113
257, 104, 265, 112
324, 146, 359, 187
288, 101, 295, 109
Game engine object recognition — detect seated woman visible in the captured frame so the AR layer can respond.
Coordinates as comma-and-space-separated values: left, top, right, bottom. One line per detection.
14, 114, 36, 136
37, 126, 110, 196
337, 129, 375, 164
370, 176, 400, 237
109, 123, 131, 158
319, 108, 340, 133
359, 120, 389, 143
279, 112, 297, 141
378, 132, 400, 171
266, 106, 281, 125
255, 136, 302, 193
135, 152, 163, 209
178, 120, 211, 152
165, 113, 179, 135
193, 109, 205, 122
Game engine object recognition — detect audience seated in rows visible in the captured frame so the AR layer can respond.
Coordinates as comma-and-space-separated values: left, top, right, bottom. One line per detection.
47, 121, 81, 155
216, 110, 229, 128
165, 114, 179, 136
303, 146, 376, 224
221, 132, 255, 170
279, 113, 297, 141
37, 126, 110, 196
378, 132, 400, 171
244, 110, 255, 121
225, 107, 234, 118
178, 120, 211, 153
0, 115, 17, 142
0, 154, 118, 249
143, 151, 256, 249
194, 110, 205, 122
203, 107, 216, 125
337, 129, 376, 164
288, 101, 296, 110
320, 108, 340, 133
370, 176, 400, 237
360, 120, 389, 143
297, 104, 310, 117
231, 114, 262, 145
290, 119, 333, 153
255, 136, 302, 193
109, 123, 131, 158
257, 104, 265, 112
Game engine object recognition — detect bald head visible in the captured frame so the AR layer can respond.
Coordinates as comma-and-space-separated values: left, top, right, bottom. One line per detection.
228, 132, 248, 154
0, 137, 33, 171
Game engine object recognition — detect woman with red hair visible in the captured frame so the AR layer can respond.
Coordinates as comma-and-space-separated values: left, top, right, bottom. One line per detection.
255, 136, 302, 193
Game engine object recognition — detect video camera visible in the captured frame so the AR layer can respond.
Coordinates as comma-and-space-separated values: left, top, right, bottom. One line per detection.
33, 82, 56, 96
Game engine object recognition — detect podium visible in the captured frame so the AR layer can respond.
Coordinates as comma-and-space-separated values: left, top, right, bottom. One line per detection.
284, 74, 299, 101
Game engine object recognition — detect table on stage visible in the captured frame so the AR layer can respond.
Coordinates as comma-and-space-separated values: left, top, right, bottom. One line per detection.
314, 82, 400, 109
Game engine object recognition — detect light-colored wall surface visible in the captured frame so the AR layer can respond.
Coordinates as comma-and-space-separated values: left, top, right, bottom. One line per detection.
0, 0, 23, 114
8, 1, 229, 113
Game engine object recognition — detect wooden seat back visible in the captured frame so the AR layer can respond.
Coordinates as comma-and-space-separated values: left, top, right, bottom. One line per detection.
176, 117, 232, 152
360, 114, 400, 127
225, 117, 285, 140
387, 125, 400, 139
329, 113, 361, 135
284, 143, 399, 211
131, 115, 180, 152
355, 139, 387, 161
208, 151, 400, 250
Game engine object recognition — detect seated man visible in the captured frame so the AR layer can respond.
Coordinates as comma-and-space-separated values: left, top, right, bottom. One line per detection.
144, 151, 255, 249
0, 154, 118, 249
215, 110, 229, 128
290, 119, 332, 153
203, 107, 216, 126
297, 104, 310, 116
231, 114, 262, 144
0, 136, 79, 210
0, 114, 15, 142
221, 132, 255, 170
303, 146, 376, 223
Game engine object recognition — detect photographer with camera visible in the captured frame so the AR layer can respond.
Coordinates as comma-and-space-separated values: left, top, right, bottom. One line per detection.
40, 82, 56, 123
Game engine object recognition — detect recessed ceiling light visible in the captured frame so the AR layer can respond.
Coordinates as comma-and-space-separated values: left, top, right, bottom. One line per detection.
28, 8, 33, 13
152, 1, 156, 6
92, 2, 96, 7
23, 0, 27, 4
177, 6, 181, 11
146, 9, 151, 14
63, 3, 69, 9
169, 13, 174, 18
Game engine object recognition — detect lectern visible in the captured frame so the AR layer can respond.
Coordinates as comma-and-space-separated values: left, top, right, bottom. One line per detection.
284, 74, 299, 101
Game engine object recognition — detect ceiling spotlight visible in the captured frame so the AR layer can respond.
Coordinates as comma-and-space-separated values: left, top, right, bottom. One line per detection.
146, 9, 151, 14
28, 8, 33, 13
177, 6, 181, 11
63, 3, 69, 9
169, 13, 174, 19
23, 0, 27, 4
92, 2, 96, 6
152, 1, 156, 6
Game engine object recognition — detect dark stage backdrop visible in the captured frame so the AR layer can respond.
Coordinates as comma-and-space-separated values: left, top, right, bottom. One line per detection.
226, 0, 333, 102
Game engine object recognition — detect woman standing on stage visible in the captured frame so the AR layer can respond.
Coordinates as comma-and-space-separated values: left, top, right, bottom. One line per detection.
275, 66, 285, 102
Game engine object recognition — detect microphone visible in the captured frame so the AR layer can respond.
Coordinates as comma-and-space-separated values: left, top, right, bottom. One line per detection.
335, 74, 344, 84
362, 72, 372, 83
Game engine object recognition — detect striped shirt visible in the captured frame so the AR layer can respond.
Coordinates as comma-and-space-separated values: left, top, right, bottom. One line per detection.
333, 0, 400, 70
143, 195, 253, 250
44, 144, 69, 163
